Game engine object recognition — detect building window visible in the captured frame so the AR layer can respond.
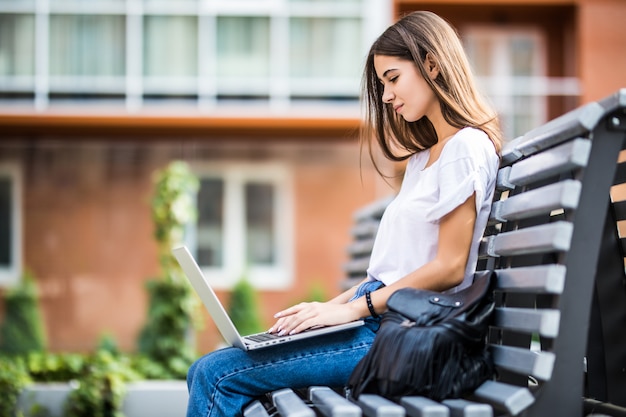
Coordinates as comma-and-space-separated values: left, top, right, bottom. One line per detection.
289, 16, 362, 97
189, 164, 293, 290
49, 14, 126, 78
0, 0, 392, 108
144, 15, 198, 78
463, 27, 547, 140
245, 182, 275, 265
0, 164, 21, 287
0, 14, 35, 77
217, 16, 270, 79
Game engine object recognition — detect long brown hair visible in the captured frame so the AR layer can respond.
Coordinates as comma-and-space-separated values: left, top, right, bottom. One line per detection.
362, 11, 502, 172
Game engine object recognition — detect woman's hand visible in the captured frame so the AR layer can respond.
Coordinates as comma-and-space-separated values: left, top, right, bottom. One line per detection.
268, 301, 361, 336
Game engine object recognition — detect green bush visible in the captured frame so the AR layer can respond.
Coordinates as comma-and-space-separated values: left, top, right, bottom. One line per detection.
96, 333, 120, 357
305, 283, 327, 303
228, 278, 264, 336
0, 271, 47, 355
0, 356, 31, 417
63, 351, 140, 417
25, 352, 85, 382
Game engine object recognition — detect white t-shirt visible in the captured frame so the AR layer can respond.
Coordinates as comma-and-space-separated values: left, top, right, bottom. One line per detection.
366, 127, 499, 291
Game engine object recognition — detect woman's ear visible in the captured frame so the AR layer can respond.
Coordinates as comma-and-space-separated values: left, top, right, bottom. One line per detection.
424, 53, 439, 80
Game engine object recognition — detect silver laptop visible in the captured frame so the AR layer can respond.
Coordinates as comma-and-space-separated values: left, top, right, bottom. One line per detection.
172, 246, 364, 351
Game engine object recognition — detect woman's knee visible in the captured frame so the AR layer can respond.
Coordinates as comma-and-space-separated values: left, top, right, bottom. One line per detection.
187, 355, 202, 386
188, 348, 248, 386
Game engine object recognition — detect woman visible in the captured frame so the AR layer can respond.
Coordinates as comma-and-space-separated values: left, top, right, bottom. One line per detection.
186, 10, 502, 417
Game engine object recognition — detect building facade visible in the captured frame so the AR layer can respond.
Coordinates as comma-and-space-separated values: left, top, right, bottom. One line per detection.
0, 0, 625, 353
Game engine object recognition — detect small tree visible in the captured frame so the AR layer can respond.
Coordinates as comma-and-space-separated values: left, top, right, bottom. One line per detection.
228, 277, 264, 336
138, 161, 199, 379
305, 282, 326, 303
0, 270, 47, 355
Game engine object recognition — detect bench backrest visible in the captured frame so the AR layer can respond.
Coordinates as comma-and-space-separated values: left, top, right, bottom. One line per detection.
342, 89, 626, 417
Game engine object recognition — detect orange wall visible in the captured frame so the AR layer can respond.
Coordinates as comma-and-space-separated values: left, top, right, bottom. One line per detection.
578, 0, 626, 103
1, 138, 381, 353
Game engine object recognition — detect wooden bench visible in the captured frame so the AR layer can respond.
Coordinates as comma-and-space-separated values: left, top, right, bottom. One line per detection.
243, 89, 626, 417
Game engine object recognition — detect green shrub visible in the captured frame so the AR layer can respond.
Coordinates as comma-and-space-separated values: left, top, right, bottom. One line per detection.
25, 352, 85, 382
97, 332, 120, 357
305, 283, 327, 303
63, 351, 140, 417
0, 271, 47, 355
128, 354, 171, 380
0, 356, 31, 417
228, 278, 264, 336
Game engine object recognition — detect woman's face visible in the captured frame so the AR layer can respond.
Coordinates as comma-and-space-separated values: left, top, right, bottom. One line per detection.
373, 54, 438, 123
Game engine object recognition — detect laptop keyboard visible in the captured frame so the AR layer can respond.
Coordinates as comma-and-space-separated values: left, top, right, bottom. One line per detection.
245, 332, 282, 343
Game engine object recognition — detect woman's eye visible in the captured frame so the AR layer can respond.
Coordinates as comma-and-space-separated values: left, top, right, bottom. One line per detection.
389, 76, 398, 83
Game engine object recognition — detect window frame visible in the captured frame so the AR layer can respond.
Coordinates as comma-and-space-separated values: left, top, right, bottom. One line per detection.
0, 162, 22, 287
187, 162, 294, 290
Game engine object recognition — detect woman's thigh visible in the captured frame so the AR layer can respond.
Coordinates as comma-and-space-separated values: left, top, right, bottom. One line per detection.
187, 321, 378, 417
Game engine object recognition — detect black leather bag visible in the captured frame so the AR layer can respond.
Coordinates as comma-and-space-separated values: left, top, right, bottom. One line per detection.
348, 270, 496, 401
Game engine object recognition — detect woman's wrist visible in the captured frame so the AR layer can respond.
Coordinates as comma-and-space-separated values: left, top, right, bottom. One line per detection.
365, 291, 380, 318
347, 295, 369, 319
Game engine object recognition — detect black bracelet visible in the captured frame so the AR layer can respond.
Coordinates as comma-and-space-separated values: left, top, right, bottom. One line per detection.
365, 291, 379, 318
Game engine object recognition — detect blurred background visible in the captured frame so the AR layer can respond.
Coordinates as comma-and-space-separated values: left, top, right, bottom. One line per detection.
0, 0, 625, 358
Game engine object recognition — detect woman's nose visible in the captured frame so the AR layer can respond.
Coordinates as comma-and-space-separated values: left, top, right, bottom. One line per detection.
382, 87, 394, 103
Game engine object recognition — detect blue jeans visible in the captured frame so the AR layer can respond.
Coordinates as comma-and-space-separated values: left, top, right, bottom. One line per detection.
186, 280, 384, 417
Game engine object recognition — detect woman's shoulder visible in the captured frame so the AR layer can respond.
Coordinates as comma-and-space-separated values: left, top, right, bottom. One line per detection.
443, 127, 498, 162
448, 127, 493, 150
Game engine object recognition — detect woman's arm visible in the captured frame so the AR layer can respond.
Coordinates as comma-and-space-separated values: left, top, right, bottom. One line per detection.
362, 193, 477, 317
327, 277, 370, 304
269, 193, 477, 335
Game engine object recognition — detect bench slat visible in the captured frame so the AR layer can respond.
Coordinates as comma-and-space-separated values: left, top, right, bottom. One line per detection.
495, 265, 566, 294
490, 344, 556, 381
308, 387, 362, 417
243, 400, 272, 417
354, 196, 394, 221
352, 219, 381, 238
353, 394, 406, 417
480, 221, 573, 258
505, 138, 591, 188
471, 381, 534, 416
344, 257, 370, 276
348, 238, 376, 256
494, 307, 560, 338
441, 399, 492, 417
490, 179, 581, 224
400, 396, 449, 417
500, 101, 603, 165
272, 388, 316, 417
496, 167, 515, 191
